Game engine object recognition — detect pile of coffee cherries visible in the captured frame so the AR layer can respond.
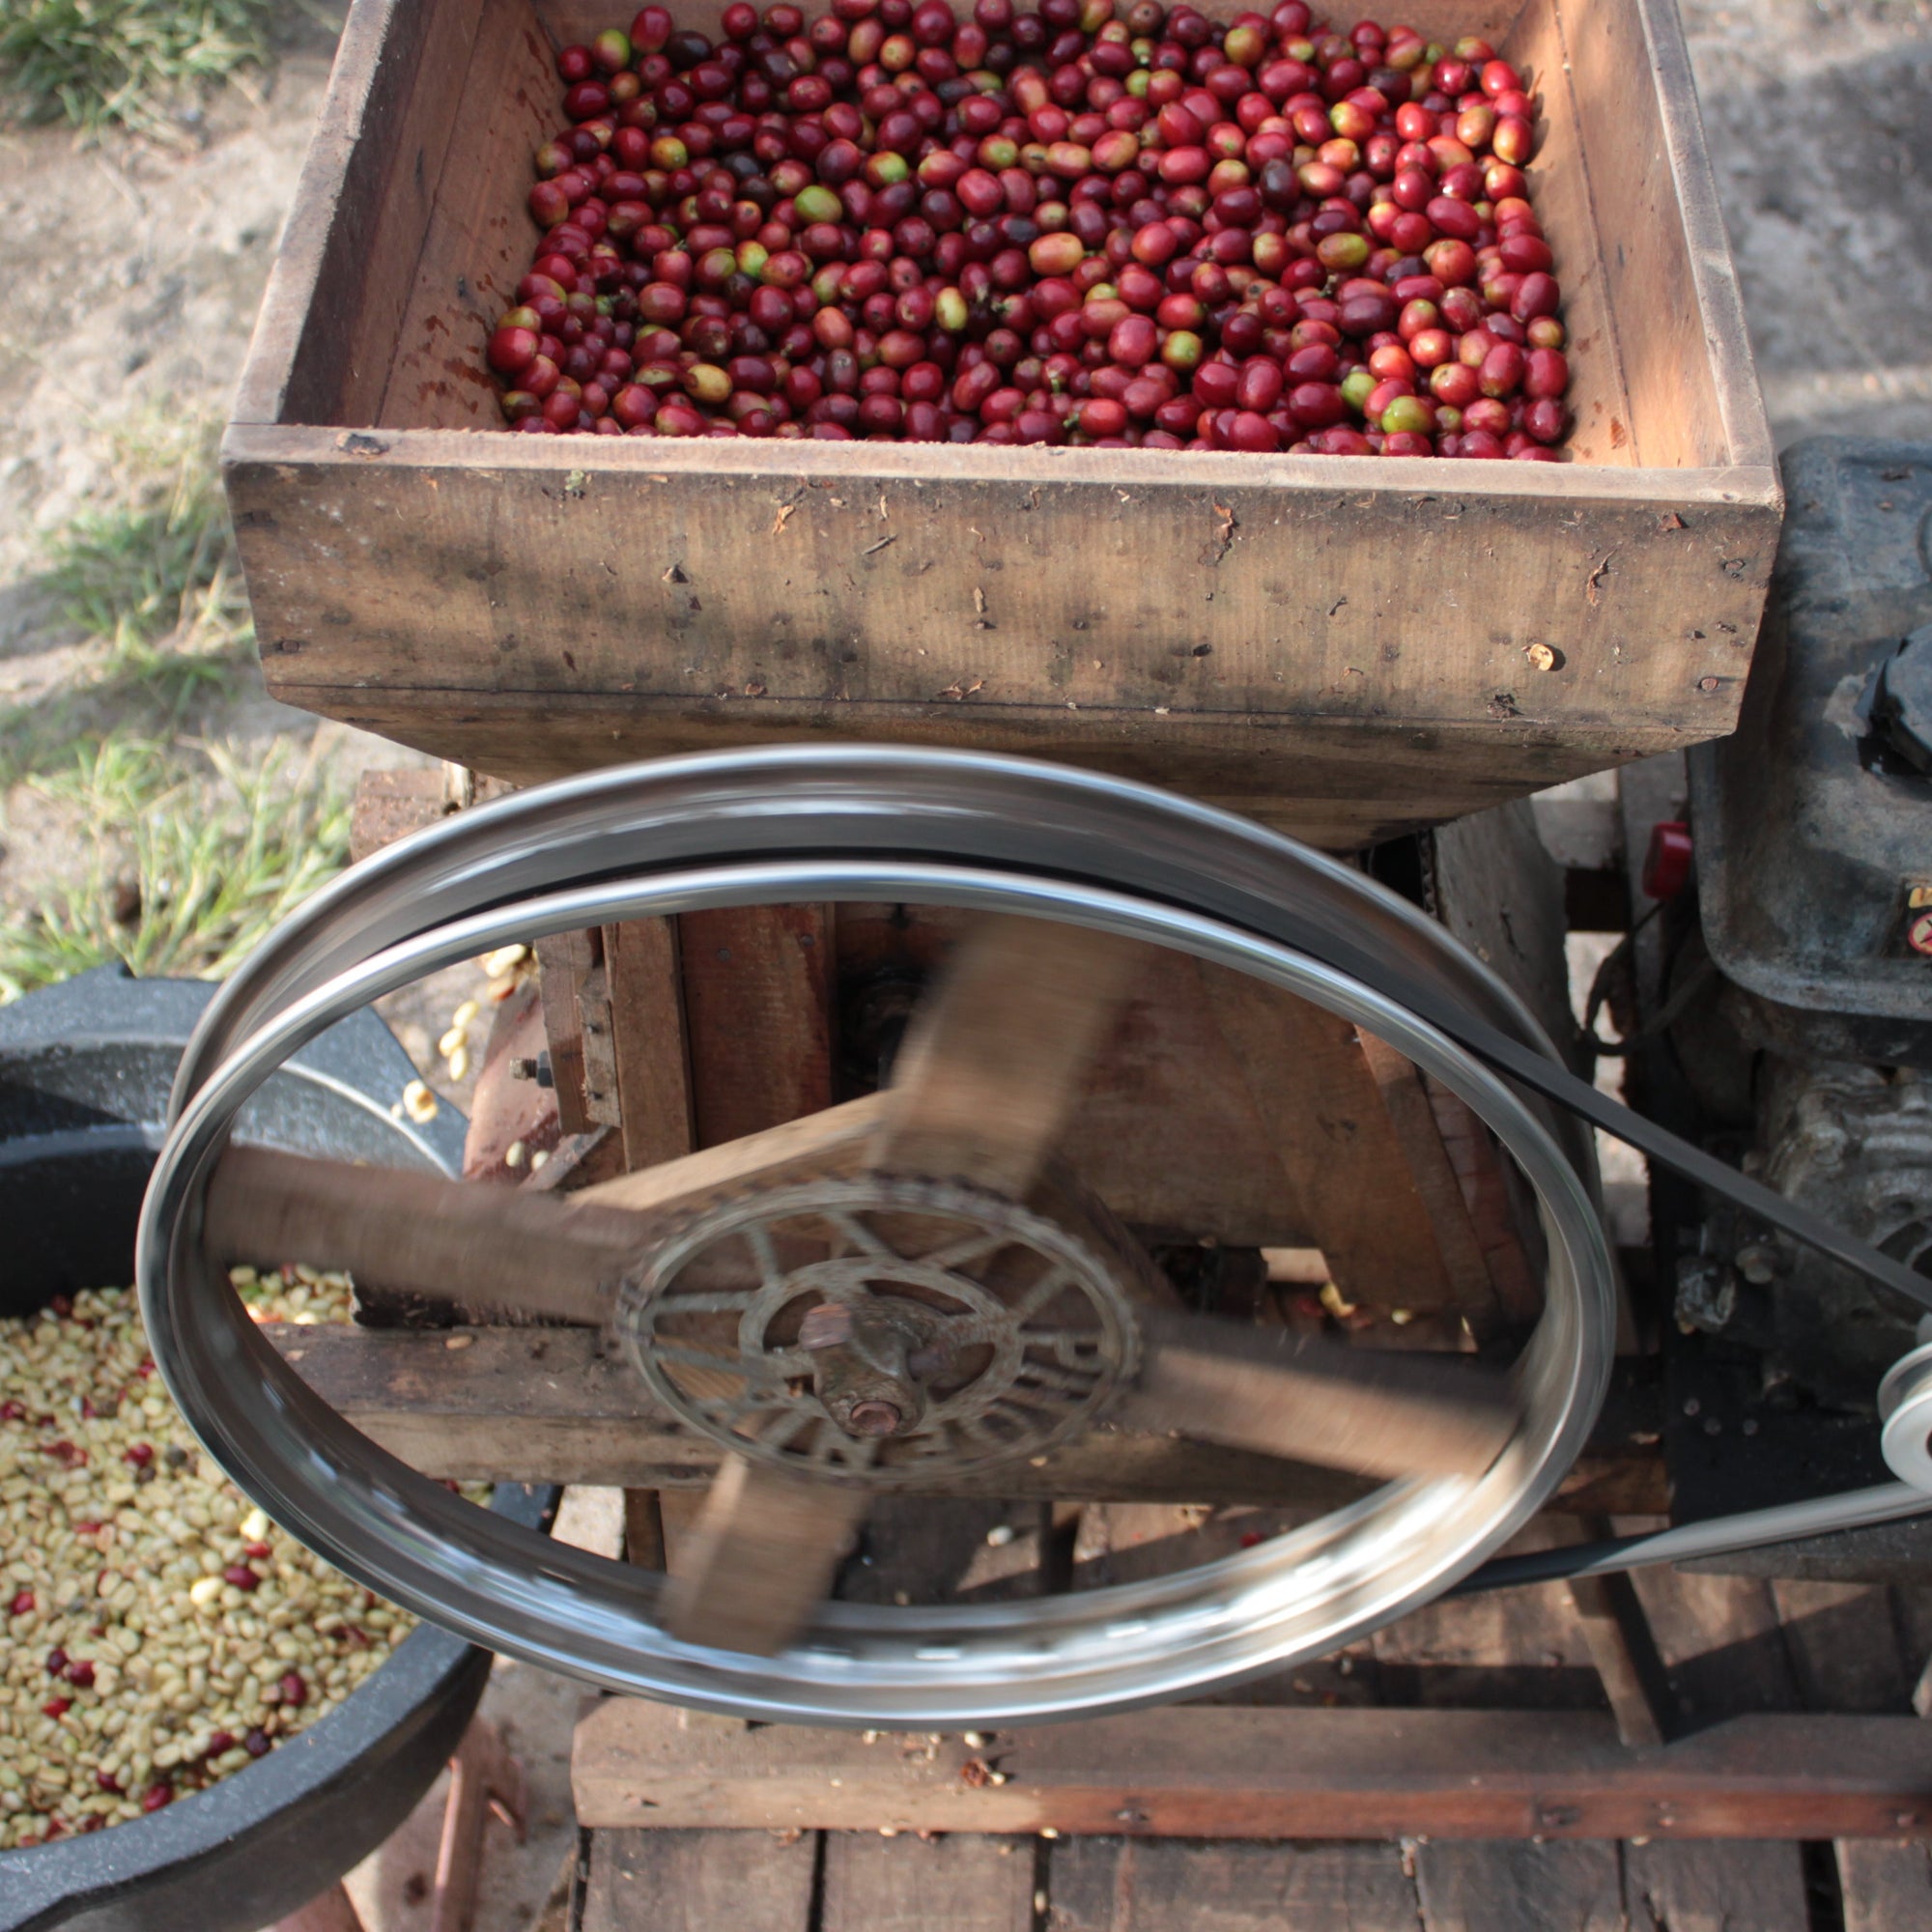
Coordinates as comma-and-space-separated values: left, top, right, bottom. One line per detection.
486, 1, 1571, 457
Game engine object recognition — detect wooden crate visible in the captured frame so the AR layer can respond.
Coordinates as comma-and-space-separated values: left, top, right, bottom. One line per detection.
226, 0, 1779, 845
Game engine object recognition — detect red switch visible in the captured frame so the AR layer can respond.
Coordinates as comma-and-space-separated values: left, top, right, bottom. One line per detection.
1641, 820, 1693, 900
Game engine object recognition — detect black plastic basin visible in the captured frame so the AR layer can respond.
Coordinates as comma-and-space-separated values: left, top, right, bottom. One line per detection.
0, 969, 544, 1932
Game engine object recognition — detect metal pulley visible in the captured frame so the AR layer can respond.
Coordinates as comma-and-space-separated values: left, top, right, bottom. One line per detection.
1880, 1321, 1932, 1493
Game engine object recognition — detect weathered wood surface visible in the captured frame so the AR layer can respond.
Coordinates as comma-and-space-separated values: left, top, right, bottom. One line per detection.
677, 904, 835, 1149
1413, 1840, 1625, 1932
231, 433, 1777, 834
1839, 1839, 1932, 1932
1205, 965, 1493, 1321
579, 1826, 814, 1932
1621, 1839, 1812, 1932
534, 928, 603, 1135
660, 1454, 867, 1655
1549, 0, 1775, 472
1045, 1836, 1424, 1931
820, 1833, 1037, 1932
600, 917, 694, 1173
260, 1321, 1665, 1509
572, 1701, 1932, 1839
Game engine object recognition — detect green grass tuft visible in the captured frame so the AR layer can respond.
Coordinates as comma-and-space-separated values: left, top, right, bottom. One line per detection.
43, 410, 251, 690
0, 732, 351, 999
0, 0, 276, 136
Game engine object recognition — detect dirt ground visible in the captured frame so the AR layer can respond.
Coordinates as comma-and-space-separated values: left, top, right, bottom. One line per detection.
1, 2, 1928, 1925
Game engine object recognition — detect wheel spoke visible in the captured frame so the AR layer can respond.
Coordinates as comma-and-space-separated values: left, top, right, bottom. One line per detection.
1116, 1308, 1521, 1482
871, 915, 1141, 1199
203, 1146, 638, 1325
661, 1454, 868, 1657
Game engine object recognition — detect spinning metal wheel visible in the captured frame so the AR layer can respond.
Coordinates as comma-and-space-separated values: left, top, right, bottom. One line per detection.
139, 748, 1621, 1723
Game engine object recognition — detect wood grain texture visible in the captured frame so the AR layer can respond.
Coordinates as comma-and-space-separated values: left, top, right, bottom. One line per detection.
1622, 1839, 1811, 1932
534, 928, 599, 1135
580, 1826, 814, 1932
1204, 966, 1466, 1312
1045, 1836, 1423, 1931
603, 917, 696, 1171
227, 431, 1776, 825
206, 1147, 627, 1321
1122, 1310, 1519, 1481
1498, 0, 1636, 468
1555, 0, 1773, 471
821, 1833, 1036, 1932
1773, 1581, 1913, 1715
572, 1700, 1932, 1839
678, 905, 835, 1149
1837, 1839, 1932, 1932
262, 1320, 1659, 1503
1414, 1841, 1624, 1932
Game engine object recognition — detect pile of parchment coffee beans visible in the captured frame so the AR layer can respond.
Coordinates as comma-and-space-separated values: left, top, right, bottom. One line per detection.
0, 1271, 421, 1849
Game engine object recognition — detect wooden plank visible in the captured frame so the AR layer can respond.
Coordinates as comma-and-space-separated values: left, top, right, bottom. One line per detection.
1414, 1841, 1624, 1932
1354, 1030, 1500, 1317
1556, 0, 1774, 471
1623, 1840, 1811, 1932
576, 960, 622, 1130
1370, 1554, 1604, 1713
1121, 1309, 1519, 1481
678, 905, 835, 1150
580, 1826, 814, 1932
1774, 1581, 1914, 1715
534, 929, 599, 1136
229, 0, 452, 425
260, 673, 1705, 852
1046, 1836, 1422, 1931
1204, 966, 1469, 1315
1495, 0, 1636, 469
572, 1701, 1932, 1840
262, 1321, 1662, 1507
229, 429, 1779, 820
602, 919, 695, 1173
1568, 1561, 1677, 1747
820, 1833, 1035, 1932
208, 1150, 631, 1321
1627, 1567, 1799, 1721
374, 0, 554, 432
1837, 1839, 1932, 1932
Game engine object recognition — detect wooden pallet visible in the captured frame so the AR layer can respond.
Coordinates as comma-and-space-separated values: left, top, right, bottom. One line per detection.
560, 1516, 1932, 1930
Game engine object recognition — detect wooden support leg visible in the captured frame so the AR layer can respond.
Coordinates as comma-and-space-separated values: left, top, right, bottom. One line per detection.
1568, 1564, 1678, 1747
1204, 964, 1509, 1333
430, 1717, 527, 1932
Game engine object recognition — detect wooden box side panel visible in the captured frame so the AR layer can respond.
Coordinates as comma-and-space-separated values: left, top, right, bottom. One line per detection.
1556, 0, 1772, 470
238, 0, 509, 429
376, 0, 561, 432
227, 432, 1775, 729
1500, 0, 1636, 465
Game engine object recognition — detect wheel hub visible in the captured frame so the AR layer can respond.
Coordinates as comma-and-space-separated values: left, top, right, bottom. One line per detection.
615, 1175, 1143, 1489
